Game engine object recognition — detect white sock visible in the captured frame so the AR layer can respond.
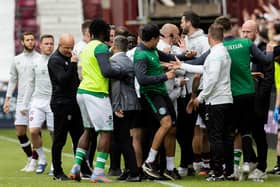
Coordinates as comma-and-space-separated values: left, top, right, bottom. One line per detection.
166, 156, 175, 171
93, 167, 104, 175
72, 163, 81, 170
202, 162, 210, 169
36, 147, 46, 164
30, 158, 37, 167
146, 148, 158, 163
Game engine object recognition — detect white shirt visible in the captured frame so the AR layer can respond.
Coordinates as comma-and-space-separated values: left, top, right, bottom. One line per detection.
22, 54, 52, 109
73, 40, 87, 59
157, 39, 182, 55
126, 47, 141, 98
157, 39, 185, 109
184, 29, 210, 93
126, 47, 136, 62
181, 43, 233, 105
74, 40, 88, 80
184, 29, 209, 56
6, 50, 40, 106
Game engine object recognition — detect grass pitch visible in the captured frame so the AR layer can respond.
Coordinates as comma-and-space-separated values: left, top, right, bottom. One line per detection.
0, 129, 280, 187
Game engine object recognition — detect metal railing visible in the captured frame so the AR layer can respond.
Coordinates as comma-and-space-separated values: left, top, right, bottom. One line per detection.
137, 0, 227, 20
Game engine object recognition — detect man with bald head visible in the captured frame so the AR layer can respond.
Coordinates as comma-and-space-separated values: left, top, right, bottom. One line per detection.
241, 20, 274, 180
48, 33, 87, 180
181, 16, 274, 181
158, 23, 181, 54
215, 16, 273, 181
241, 20, 258, 41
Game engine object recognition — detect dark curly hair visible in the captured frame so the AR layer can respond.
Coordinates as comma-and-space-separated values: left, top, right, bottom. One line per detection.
89, 18, 110, 42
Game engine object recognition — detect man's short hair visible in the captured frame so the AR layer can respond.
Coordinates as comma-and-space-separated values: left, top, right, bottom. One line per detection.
215, 16, 232, 32
110, 24, 116, 31
140, 23, 161, 42
81, 20, 92, 34
113, 35, 128, 52
182, 11, 200, 28
89, 18, 110, 39
115, 26, 129, 37
20, 32, 35, 41
208, 23, 224, 41
39, 34, 54, 43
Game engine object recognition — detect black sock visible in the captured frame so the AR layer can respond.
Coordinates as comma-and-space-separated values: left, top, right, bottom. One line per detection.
194, 153, 202, 162
32, 150, 38, 160
201, 152, 211, 161
18, 135, 32, 157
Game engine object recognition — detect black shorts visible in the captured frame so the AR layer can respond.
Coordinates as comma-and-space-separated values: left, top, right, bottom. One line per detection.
140, 93, 176, 126
231, 94, 255, 135
130, 110, 148, 129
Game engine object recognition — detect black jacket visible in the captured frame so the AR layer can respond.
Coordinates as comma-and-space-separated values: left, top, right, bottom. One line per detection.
48, 50, 80, 105
251, 42, 274, 94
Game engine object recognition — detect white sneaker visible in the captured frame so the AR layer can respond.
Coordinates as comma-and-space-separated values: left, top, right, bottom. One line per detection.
234, 165, 240, 179
248, 168, 267, 181
239, 162, 250, 181
160, 0, 175, 7
24, 159, 37, 172
20, 158, 31, 172
177, 167, 188, 177
249, 162, 258, 172
242, 162, 250, 173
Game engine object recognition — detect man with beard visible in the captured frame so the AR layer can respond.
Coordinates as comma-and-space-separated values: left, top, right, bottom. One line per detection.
3, 32, 40, 172
241, 20, 274, 181
21, 34, 55, 174
177, 11, 210, 176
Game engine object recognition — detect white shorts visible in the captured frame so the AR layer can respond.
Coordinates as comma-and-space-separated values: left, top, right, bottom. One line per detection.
28, 98, 54, 131
196, 114, 206, 129
14, 105, 29, 126
77, 93, 113, 132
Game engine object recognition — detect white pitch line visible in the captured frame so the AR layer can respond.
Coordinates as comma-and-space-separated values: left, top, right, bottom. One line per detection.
0, 135, 111, 168
154, 180, 184, 187
0, 135, 183, 187
0, 135, 18, 143
0, 135, 73, 158
0, 177, 33, 180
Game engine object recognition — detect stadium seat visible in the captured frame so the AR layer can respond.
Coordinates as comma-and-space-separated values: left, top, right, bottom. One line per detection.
16, 0, 36, 8
19, 19, 37, 27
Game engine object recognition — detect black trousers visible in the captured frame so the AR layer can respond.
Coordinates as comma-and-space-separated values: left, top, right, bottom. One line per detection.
250, 90, 271, 171
205, 103, 234, 176
232, 94, 255, 163
176, 94, 198, 168
111, 111, 139, 175
51, 103, 84, 176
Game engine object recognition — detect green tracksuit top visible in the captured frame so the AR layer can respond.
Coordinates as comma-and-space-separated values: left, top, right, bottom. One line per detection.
223, 38, 255, 96
134, 45, 167, 95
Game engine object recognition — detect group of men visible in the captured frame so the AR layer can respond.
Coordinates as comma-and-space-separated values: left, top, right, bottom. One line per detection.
3, 10, 280, 183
